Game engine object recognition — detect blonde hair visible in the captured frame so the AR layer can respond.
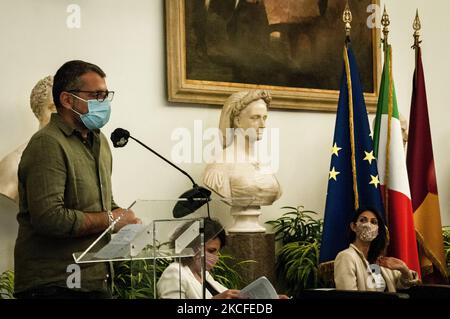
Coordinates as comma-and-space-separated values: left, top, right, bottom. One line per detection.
30, 75, 56, 121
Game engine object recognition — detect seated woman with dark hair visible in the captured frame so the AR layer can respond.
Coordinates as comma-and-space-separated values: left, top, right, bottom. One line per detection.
334, 208, 420, 292
157, 218, 241, 299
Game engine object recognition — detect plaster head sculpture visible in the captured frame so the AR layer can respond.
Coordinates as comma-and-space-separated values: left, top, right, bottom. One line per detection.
203, 90, 281, 233
30, 75, 56, 128
0, 75, 56, 203
219, 89, 272, 148
399, 113, 408, 147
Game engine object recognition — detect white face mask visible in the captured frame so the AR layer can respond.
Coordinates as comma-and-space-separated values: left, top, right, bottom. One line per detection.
355, 222, 379, 242
206, 252, 219, 271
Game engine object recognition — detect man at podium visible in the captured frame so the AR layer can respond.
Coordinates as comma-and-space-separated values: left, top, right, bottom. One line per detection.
14, 60, 140, 299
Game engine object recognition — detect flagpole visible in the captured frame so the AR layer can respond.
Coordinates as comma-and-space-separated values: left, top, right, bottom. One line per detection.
408, 11, 449, 281
381, 6, 390, 51
343, 2, 359, 209
343, 1, 352, 46
381, 7, 392, 226
412, 10, 422, 81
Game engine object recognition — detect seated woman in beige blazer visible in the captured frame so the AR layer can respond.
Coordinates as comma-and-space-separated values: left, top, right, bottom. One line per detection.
334, 208, 420, 292
157, 218, 241, 299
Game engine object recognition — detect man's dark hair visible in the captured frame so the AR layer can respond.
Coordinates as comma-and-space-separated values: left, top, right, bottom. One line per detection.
52, 60, 106, 108
349, 207, 387, 264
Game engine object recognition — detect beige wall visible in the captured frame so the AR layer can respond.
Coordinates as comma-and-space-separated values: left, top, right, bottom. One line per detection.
0, 0, 448, 237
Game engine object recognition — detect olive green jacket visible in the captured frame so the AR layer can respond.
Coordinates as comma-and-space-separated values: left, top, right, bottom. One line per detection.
14, 113, 119, 294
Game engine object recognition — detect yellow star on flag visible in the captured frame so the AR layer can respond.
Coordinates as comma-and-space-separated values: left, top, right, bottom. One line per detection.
363, 151, 376, 165
329, 167, 340, 181
331, 143, 342, 157
369, 175, 380, 188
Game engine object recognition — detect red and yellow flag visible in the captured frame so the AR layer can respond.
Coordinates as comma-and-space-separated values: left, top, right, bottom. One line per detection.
406, 47, 447, 282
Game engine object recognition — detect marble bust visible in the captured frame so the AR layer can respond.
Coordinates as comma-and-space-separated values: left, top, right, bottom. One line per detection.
203, 90, 281, 233
0, 76, 56, 203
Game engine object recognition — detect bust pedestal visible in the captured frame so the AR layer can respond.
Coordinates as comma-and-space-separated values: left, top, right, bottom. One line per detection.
0, 194, 19, 273
224, 232, 276, 285
228, 206, 265, 233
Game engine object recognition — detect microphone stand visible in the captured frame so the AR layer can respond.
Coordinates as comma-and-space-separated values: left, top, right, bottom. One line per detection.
129, 134, 210, 298
112, 129, 211, 299
129, 136, 197, 186
201, 201, 212, 299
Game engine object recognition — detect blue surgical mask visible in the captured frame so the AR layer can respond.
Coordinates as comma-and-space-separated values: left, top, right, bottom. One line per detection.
70, 94, 111, 130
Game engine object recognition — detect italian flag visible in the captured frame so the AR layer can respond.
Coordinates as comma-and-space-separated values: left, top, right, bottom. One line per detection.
373, 45, 421, 276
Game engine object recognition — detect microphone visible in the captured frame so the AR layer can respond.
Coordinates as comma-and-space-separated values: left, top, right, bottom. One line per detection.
110, 128, 130, 147
110, 128, 211, 218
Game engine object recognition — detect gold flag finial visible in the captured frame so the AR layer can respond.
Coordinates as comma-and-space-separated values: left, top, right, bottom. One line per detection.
381, 6, 390, 46
343, 1, 352, 37
412, 9, 422, 49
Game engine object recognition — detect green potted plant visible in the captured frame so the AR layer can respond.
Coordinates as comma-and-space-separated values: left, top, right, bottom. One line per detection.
0, 270, 14, 299
113, 258, 171, 299
210, 253, 255, 289
112, 251, 252, 298
266, 206, 323, 296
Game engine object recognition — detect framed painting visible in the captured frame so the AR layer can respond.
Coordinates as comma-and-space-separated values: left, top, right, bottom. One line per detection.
165, 0, 381, 112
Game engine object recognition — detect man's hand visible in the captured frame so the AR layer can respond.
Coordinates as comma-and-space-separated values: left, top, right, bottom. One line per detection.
76, 208, 141, 237
112, 208, 141, 232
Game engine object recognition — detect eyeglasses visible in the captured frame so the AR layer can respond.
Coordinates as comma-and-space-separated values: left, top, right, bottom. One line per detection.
68, 90, 115, 102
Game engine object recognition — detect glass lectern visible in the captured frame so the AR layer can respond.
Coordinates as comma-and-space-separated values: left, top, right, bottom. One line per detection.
72, 198, 232, 299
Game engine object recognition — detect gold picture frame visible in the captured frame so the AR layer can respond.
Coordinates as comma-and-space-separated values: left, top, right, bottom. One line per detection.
166, 0, 381, 112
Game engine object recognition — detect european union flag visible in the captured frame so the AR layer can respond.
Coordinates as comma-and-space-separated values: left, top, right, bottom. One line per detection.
319, 44, 385, 264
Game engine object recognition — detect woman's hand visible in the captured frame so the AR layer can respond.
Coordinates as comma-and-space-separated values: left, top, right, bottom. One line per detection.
212, 289, 241, 299
378, 257, 410, 277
